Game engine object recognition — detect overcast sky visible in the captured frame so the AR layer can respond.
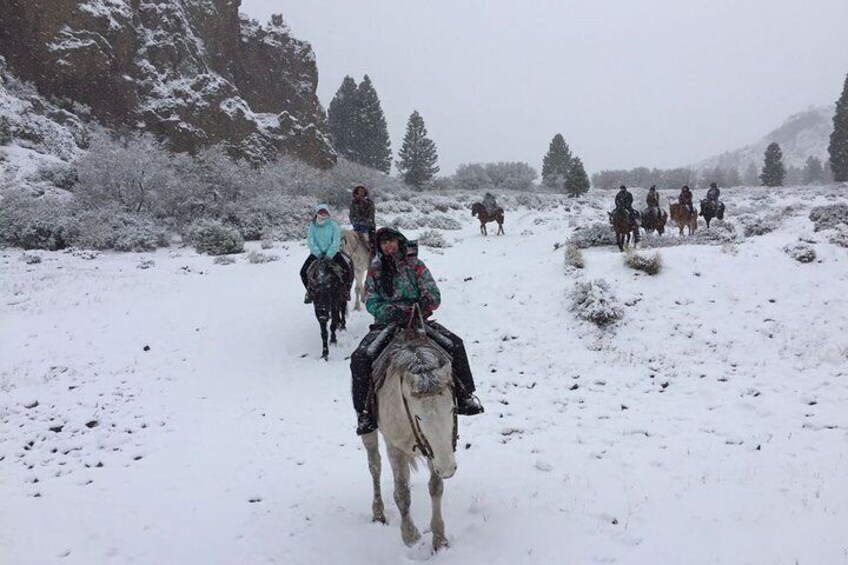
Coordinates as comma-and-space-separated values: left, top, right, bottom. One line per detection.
240, 0, 848, 176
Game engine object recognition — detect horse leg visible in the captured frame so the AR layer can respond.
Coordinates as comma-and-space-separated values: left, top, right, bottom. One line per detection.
428, 466, 448, 551
354, 271, 364, 311
387, 444, 420, 546
319, 318, 329, 360
497, 221, 504, 235
480, 222, 486, 236
616, 232, 624, 252
330, 306, 338, 345
361, 432, 387, 524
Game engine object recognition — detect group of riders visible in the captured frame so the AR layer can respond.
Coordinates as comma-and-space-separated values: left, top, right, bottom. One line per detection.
613, 182, 725, 228
300, 185, 487, 436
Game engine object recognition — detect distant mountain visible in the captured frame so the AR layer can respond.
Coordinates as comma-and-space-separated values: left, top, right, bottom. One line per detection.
694, 105, 834, 173
0, 0, 335, 168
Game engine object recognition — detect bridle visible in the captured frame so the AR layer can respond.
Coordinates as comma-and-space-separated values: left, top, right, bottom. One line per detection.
400, 376, 458, 459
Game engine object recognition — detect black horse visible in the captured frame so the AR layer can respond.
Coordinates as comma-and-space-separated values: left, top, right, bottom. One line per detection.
699, 199, 725, 228
609, 207, 640, 252
307, 256, 350, 360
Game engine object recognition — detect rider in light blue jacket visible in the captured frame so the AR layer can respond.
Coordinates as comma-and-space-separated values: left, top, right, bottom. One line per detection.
300, 204, 351, 303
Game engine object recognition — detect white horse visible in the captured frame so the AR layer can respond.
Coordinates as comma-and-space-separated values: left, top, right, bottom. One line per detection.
361, 307, 458, 552
340, 229, 371, 311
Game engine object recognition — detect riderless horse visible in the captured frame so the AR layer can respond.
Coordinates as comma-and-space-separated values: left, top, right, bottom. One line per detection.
471, 202, 505, 236
361, 305, 458, 552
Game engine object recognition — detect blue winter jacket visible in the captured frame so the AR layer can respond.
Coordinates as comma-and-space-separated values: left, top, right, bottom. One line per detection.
306, 204, 341, 258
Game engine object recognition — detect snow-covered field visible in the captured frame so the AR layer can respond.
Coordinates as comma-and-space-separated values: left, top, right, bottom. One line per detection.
2, 186, 847, 565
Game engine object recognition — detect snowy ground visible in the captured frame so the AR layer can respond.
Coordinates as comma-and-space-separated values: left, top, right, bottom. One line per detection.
2, 186, 847, 565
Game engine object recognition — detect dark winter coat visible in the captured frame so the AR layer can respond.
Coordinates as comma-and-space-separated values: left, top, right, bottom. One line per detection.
646, 190, 660, 208
706, 186, 720, 202
482, 193, 499, 214
678, 190, 693, 206
615, 189, 633, 210
364, 228, 440, 325
349, 190, 375, 230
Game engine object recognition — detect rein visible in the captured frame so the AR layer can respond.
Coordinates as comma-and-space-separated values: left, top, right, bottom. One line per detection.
399, 376, 458, 459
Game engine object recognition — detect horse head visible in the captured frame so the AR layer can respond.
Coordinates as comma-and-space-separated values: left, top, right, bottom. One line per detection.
308, 257, 342, 319
471, 202, 482, 217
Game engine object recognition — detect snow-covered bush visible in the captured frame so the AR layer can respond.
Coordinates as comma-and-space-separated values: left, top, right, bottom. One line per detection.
624, 251, 663, 275
809, 203, 848, 232
692, 220, 737, 244
32, 162, 78, 190
246, 251, 279, 263
738, 214, 780, 237
72, 209, 168, 252
0, 115, 10, 145
783, 242, 816, 263
213, 255, 236, 265
828, 226, 848, 249
569, 279, 623, 327
184, 219, 244, 255
563, 244, 584, 269
417, 230, 451, 248
569, 223, 616, 249
391, 214, 462, 231
0, 190, 75, 250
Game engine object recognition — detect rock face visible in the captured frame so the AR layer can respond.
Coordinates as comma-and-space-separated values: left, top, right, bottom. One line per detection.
0, 0, 335, 168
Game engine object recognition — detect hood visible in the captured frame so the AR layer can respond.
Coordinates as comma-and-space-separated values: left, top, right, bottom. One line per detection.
374, 227, 409, 257
353, 185, 369, 198
313, 203, 331, 220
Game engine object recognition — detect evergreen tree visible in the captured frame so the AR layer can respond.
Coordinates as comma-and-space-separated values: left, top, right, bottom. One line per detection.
760, 142, 786, 187
354, 75, 392, 173
541, 133, 572, 191
828, 73, 848, 182
396, 110, 439, 188
564, 157, 590, 196
327, 76, 359, 161
803, 156, 824, 185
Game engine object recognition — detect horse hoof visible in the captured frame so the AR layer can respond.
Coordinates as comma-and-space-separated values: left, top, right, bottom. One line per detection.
432, 535, 449, 552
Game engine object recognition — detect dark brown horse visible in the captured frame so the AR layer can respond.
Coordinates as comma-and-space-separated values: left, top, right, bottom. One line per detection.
608, 208, 640, 252
699, 199, 725, 228
471, 202, 505, 236
641, 206, 668, 236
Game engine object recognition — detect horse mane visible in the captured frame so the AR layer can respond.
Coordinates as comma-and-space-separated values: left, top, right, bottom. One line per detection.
390, 339, 451, 395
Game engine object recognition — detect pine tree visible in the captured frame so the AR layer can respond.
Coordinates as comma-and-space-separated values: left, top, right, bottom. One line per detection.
541, 134, 572, 191
327, 76, 359, 161
564, 157, 590, 196
760, 142, 786, 187
803, 156, 824, 185
396, 110, 439, 188
353, 75, 392, 173
828, 73, 848, 182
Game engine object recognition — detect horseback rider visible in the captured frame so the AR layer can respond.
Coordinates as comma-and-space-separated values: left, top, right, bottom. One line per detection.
614, 185, 638, 226
678, 185, 694, 215
349, 184, 376, 257
350, 227, 484, 435
703, 182, 725, 218
646, 185, 660, 222
482, 192, 500, 216
300, 204, 353, 303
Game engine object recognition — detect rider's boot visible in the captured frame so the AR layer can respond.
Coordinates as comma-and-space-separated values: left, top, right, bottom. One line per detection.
456, 391, 484, 416
356, 410, 378, 435
304, 289, 313, 304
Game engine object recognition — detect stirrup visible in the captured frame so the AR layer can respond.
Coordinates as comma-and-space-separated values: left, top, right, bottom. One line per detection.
457, 394, 484, 416
304, 292, 313, 304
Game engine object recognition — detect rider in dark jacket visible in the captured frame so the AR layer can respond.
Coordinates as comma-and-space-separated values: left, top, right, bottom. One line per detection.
349, 184, 376, 257
349, 227, 484, 435
645, 185, 660, 223
614, 185, 637, 225
678, 185, 694, 214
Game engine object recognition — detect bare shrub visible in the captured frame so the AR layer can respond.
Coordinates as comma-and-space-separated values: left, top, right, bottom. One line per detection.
624, 251, 662, 275
783, 242, 816, 263
569, 279, 623, 327
564, 244, 585, 269
417, 230, 451, 248
213, 255, 236, 265
828, 226, 848, 249
72, 209, 168, 251
738, 214, 780, 237
0, 189, 75, 250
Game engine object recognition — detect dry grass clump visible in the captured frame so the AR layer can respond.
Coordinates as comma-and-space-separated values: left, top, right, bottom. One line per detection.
624, 251, 662, 275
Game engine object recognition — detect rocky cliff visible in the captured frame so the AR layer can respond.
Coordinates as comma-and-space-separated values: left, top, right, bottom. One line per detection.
0, 0, 335, 168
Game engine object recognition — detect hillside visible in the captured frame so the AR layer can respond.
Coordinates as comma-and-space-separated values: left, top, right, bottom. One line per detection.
0, 0, 334, 168
694, 105, 834, 174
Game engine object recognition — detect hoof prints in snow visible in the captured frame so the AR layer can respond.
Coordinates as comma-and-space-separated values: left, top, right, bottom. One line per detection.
1, 367, 163, 495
